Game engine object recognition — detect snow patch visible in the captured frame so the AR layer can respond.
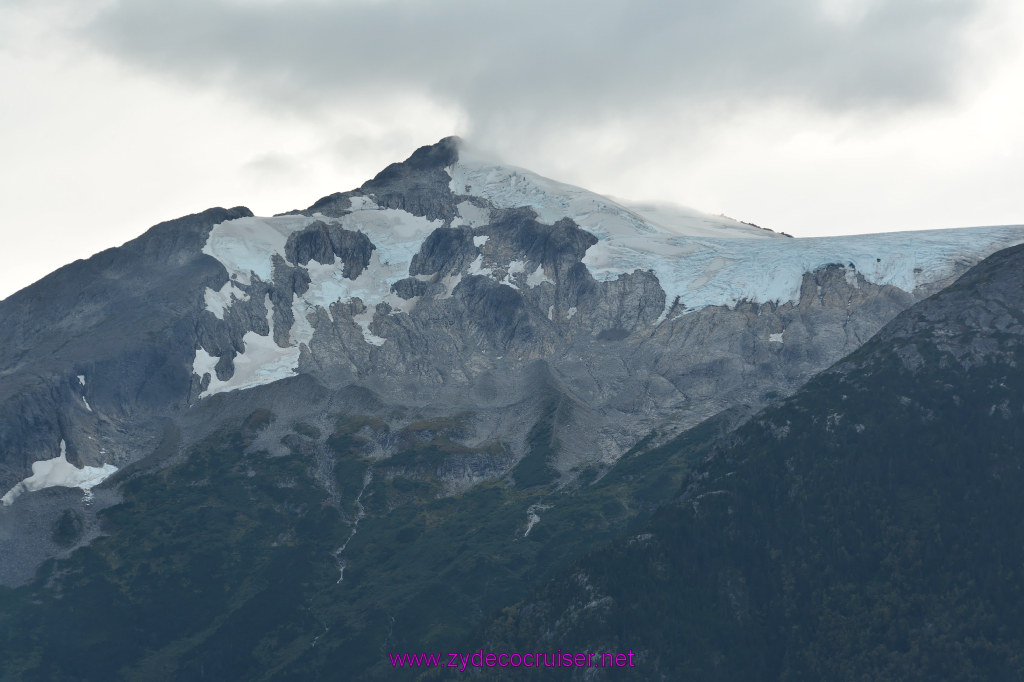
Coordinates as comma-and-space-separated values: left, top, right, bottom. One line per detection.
473, 235, 489, 247
197, 296, 299, 398
1, 440, 118, 506
567, 306, 578, 320
526, 265, 554, 287
290, 209, 444, 335
769, 332, 784, 344
500, 260, 526, 289
198, 204, 444, 397
203, 280, 250, 320
199, 331, 298, 398
387, 291, 419, 315
82, 396, 92, 412
352, 307, 386, 346
467, 254, 492, 277
203, 215, 309, 285
192, 347, 220, 387
347, 195, 377, 211
77, 375, 85, 386
455, 201, 491, 229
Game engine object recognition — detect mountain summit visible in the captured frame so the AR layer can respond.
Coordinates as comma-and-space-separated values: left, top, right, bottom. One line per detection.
1, 137, 1023, 680
1, 137, 1021, 511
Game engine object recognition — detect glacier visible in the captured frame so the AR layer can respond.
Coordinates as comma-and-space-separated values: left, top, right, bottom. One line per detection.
447, 150, 1024, 319
189, 146, 1024, 401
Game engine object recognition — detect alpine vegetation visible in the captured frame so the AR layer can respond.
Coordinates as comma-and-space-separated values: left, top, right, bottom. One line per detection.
0, 138, 1021, 680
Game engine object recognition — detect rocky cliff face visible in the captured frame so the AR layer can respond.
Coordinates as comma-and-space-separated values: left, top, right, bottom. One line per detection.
2, 140, 1024, 678
472, 242, 1024, 682
0, 207, 252, 493
0, 137, 1021, 506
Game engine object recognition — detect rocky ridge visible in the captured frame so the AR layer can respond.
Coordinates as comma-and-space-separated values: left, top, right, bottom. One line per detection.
1, 136, 1022, 509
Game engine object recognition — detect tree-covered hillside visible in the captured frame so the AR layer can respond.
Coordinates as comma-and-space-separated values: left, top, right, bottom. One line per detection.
477, 244, 1024, 681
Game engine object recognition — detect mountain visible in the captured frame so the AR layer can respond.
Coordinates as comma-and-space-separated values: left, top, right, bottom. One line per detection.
2, 137, 1019, 500
476, 242, 1024, 681
0, 137, 1021, 679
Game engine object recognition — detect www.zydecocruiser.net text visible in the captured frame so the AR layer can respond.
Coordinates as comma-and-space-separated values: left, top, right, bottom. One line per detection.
389, 649, 638, 671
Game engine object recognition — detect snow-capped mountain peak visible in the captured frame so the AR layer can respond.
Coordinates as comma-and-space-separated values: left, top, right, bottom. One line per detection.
1, 137, 1022, 513
448, 144, 782, 240
188, 137, 1024, 401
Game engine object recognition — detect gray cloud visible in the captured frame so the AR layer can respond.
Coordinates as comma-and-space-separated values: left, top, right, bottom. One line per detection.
76, 0, 990, 141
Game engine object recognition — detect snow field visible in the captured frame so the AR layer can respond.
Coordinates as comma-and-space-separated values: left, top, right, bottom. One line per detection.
448, 152, 1023, 318
192, 153, 1024, 401
1, 440, 118, 506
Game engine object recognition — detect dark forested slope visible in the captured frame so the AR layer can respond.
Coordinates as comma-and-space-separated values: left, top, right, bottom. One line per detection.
477, 243, 1024, 681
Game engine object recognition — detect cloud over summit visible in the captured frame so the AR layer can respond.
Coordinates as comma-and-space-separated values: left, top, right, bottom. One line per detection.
0, 0, 1020, 300
80, 0, 991, 137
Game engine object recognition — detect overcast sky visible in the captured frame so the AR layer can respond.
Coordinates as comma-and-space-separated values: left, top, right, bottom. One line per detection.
1, 0, 1022, 299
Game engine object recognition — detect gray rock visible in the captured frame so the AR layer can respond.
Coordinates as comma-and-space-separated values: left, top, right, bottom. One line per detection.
284, 220, 375, 278
0, 138, 1017, 584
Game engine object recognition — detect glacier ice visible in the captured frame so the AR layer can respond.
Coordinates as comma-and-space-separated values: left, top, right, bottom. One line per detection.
189, 150, 1024, 402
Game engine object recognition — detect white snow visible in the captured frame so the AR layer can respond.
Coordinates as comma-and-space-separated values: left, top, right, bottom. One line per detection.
1, 440, 118, 506
526, 265, 554, 288
348, 195, 378, 211
352, 307, 387, 346
215, 332, 295, 396
196, 201, 444, 398
191, 149, 1024, 401
456, 200, 491, 229
601, 226, 1024, 319
77, 375, 85, 386
82, 396, 92, 412
198, 329, 298, 398
192, 347, 220, 386
567, 306, 578, 320
769, 332, 784, 344
500, 260, 526, 289
203, 280, 250, 319
202, 215, 308, 285
619, 200, 778, 239
449, 149, 781, 242
197, 295, 299, 398
449, 149, 1024, 319
289, 206, 443, 345
581, 225, 1024, 319
467, 254, 492, 277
